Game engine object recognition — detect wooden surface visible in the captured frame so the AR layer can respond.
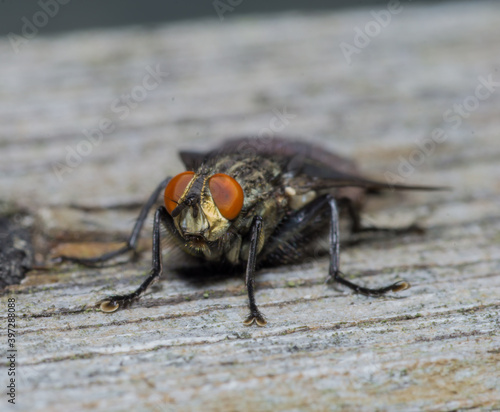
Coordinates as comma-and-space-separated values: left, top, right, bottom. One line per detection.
1, 1, 500, 411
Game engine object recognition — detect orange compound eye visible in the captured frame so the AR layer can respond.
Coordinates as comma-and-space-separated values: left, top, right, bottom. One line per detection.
209, 173, 244, 220
164, 171, 195, 215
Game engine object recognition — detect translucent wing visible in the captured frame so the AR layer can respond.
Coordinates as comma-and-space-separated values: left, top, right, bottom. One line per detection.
179, 137, 447, 192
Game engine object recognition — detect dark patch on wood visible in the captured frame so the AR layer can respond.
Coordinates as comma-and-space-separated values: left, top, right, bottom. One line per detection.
0, 211, 33, 288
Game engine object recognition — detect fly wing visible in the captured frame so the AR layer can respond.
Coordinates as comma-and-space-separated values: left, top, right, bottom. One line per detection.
179, 136, 360, 173
179, 136, 448, 192
213, 136, 359, 172
300, 161, 448, 192
178, 151, 206, 170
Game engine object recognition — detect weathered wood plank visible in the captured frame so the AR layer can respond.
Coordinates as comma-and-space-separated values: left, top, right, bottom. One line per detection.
1, 1, 499, 411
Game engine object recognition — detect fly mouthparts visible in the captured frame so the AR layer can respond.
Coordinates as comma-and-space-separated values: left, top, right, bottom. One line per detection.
184, 234, 206, 242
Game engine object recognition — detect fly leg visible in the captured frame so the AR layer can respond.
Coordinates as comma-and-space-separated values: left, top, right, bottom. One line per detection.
99, 206, 170, 312
243, 216, 267, 326
327, 195, 409, 296
54, 177, 170, 266
261, 194, 409, 296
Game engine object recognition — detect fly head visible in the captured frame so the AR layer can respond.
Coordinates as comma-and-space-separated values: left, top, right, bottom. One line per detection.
164, 171, 244, 246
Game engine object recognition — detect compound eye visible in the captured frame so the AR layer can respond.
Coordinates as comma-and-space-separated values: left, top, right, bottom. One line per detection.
209, 173, 244, 220
164, 171, 195, 215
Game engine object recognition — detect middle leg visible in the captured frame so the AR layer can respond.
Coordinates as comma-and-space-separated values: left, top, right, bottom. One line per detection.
55, 177, 171, 267
243, 216, 267, 326
326, 195, 409, 296
261, 194, 409, 296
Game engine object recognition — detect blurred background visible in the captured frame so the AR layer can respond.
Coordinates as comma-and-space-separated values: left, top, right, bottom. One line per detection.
1, 0, 497, 234
1, 0, 456, 35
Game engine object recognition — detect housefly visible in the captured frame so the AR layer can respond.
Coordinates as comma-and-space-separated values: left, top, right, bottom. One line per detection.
56, 137, 445, 326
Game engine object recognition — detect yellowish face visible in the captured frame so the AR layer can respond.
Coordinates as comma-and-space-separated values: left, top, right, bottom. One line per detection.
174, 178, 232, 242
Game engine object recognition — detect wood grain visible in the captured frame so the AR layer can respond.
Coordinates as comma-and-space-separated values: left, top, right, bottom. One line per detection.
1, 2, 499, 411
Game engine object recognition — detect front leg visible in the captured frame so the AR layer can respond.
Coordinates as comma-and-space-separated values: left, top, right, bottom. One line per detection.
99, 206, 169, 312
243, 216, 267, 326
